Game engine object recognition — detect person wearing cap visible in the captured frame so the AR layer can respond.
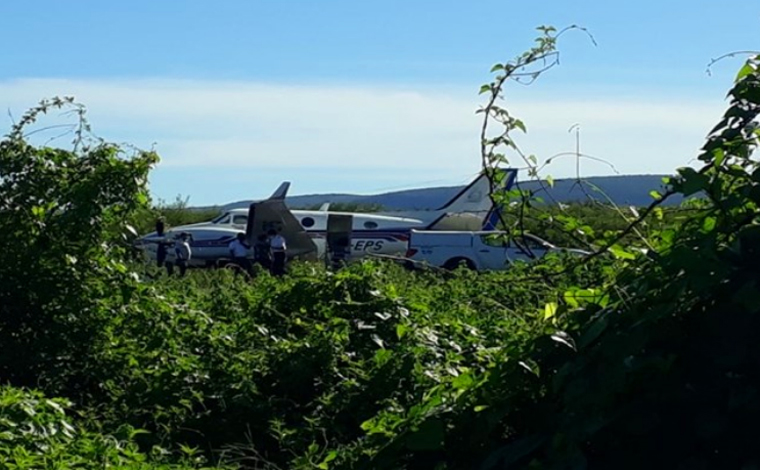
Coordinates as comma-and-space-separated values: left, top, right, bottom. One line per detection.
268, 228, 287, 276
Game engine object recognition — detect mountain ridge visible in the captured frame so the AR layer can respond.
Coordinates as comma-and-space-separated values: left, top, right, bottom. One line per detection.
190, 174, 683, 213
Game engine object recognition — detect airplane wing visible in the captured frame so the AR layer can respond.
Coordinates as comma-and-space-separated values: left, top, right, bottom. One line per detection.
245, 182, 318, 261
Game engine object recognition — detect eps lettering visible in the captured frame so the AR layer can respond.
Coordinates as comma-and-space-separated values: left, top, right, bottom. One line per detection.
352, 240, 385, 251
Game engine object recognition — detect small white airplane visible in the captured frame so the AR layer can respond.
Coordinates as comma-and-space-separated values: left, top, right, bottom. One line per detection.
135, 169, 517, 267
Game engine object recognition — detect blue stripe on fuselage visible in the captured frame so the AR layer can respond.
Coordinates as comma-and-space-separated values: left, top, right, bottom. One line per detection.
191, 236, 236, 248
188, 231, 410, 248
306, 229, 410, 242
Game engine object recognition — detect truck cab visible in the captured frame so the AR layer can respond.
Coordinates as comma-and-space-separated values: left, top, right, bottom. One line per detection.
404, 230, 560, 271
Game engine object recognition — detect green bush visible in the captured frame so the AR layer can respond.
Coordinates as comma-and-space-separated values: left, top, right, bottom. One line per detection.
0, 385, 227, 469
2, 39, 759, 470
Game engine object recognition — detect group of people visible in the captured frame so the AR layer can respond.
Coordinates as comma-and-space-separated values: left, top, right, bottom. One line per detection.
153, 218, 287, 278
227, 229, 287, 277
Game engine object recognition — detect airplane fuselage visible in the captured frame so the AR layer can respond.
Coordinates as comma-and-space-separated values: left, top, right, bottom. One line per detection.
137, 209, 433, 266
135, 169, 516, 267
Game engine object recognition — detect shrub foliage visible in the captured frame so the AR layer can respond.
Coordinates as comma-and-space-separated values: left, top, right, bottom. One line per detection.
0, 34, 759, 470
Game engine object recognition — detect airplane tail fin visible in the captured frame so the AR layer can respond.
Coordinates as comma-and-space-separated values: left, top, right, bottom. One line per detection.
480, 169, 519, 230
269, 182, 290, 200
424, 168, 517, 230
269, 181, 290, 201
434, 168, 517, 214
481, 206, 502, 230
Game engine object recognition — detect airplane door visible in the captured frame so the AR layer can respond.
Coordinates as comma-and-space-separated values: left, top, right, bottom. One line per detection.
326, 213, 353, 267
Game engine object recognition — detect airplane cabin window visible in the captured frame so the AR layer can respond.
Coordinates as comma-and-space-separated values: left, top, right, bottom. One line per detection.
363, 221, 378, 229
213, 214, 231, 224
232, 215, 248, 225
301, 217, 315, 228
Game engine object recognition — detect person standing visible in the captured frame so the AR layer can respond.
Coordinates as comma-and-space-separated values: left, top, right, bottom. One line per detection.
253, 234, 271, 271
268, 229, 287, 276
228, 232, 252, 276
174, 232, 192, 277
155, 217, 168, 268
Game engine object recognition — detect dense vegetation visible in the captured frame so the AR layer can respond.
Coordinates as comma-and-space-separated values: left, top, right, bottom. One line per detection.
2, 29, 760, 469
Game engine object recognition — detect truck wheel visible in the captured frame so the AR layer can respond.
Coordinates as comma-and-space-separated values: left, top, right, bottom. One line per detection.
443, 257, 475, 271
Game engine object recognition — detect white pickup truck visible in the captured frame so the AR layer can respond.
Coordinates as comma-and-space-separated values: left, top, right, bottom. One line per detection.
404, 230, 586, 271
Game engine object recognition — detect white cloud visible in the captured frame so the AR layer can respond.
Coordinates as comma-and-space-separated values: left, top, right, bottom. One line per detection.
0, 77, 729, 184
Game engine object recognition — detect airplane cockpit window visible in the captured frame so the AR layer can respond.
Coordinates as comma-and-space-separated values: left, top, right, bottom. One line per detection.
301, 217, 315, 228
232, 215, 248, 225
212, 213, 231, 224
363, 221, 378, 229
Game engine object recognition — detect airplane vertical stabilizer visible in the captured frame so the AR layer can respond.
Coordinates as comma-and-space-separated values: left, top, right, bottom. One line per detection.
434, 168, 517, 214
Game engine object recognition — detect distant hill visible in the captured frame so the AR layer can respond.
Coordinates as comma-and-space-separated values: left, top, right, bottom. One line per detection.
206, 174, 683, 213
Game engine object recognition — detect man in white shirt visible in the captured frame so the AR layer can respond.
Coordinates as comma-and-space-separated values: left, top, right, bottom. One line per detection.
228, 232, 251, 275
268, 229, 287, 276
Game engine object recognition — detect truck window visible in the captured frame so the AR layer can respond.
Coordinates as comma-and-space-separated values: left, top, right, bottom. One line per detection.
481, 234, 508, 247
232, 215, 248, 225
520, 235, 549, 250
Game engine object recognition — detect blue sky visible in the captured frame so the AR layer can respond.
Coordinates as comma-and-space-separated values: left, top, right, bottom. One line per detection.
1, 1, 758, 205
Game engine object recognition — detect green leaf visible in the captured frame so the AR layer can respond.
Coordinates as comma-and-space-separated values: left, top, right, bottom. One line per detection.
736, 62, 756, 82
546, 175, 554, 188
677, 167, 710, 196
513, 119, 527, 133
490, 63, 504, 72
701, 216, 717, 233
479, 84, 492, 95
452, 373, 474, 390
712, 148, 726, 168
608, 244, 636, 260
544, 302, 558, 320
563, 290, 580, 309
318, 451, 339, 469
